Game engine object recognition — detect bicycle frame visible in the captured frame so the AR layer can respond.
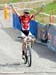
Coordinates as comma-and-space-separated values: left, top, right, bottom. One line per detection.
26, 37, 31, 49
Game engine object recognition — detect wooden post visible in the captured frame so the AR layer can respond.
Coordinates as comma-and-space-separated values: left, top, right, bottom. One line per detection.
50, 9, 54, 24
42, 15, 45, 23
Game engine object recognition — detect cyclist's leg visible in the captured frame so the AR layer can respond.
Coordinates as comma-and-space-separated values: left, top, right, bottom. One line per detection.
21, 30, 29, 58
29, 32, 35, 47
31, 38, 35, 47
21, 31, 26, 56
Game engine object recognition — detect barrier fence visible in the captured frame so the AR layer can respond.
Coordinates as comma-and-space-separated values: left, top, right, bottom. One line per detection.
47, 24, 56, 51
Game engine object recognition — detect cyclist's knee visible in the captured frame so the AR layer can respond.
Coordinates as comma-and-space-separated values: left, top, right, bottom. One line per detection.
31, 38, 34, 47
22, 39, 26, 49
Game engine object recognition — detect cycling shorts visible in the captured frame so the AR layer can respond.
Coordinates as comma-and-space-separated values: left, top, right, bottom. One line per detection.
21, 30, 29, 36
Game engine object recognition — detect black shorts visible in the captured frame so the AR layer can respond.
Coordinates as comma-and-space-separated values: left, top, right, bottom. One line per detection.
22, 30, 29, 36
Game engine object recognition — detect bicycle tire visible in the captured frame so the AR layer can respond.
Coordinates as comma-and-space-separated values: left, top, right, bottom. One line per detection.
26, 46, 32, 67
24, 53, 28, 64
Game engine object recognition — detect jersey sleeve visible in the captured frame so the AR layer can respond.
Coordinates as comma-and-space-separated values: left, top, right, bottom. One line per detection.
31, 15, 35, 20
31, 15, 33, 18
31, 14, 35, 18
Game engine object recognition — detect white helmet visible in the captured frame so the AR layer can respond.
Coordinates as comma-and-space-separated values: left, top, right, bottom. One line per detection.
23, 8, 30, 14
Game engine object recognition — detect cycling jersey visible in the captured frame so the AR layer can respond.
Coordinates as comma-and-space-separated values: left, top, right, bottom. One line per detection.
19, 15, 33, 30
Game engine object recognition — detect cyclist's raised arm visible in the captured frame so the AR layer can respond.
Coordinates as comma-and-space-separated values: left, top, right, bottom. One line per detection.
31, 7, 43, 19
34, 7, 43, 16
11, 5, 20, 17
31, 3, 46, 18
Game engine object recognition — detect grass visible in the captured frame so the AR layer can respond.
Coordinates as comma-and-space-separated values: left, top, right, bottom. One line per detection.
44, 1, 56, 15
0, 0, 31, 4
10, 0, 21, 3
10, 0, 32, 3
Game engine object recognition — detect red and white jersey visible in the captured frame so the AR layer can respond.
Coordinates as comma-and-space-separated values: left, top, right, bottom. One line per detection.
19, 15, 32, 30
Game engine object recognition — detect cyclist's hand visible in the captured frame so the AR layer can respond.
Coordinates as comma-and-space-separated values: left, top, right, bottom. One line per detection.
9, 3, 13, 8
41, 3, 46, 9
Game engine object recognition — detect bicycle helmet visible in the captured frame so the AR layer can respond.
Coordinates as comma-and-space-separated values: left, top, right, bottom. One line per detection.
24, 8, 30, 14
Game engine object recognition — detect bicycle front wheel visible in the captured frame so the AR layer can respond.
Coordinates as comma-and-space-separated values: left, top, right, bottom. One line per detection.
26, 46, 32, 67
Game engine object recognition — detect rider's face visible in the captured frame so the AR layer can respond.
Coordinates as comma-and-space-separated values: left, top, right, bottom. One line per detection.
24, 12, 29, 17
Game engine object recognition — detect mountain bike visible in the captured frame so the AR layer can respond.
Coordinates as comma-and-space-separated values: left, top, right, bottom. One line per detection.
23, 36, 32, 67
18, 35, 34, 67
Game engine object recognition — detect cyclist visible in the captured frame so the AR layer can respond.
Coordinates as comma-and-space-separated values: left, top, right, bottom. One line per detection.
11, 5, 43, 59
